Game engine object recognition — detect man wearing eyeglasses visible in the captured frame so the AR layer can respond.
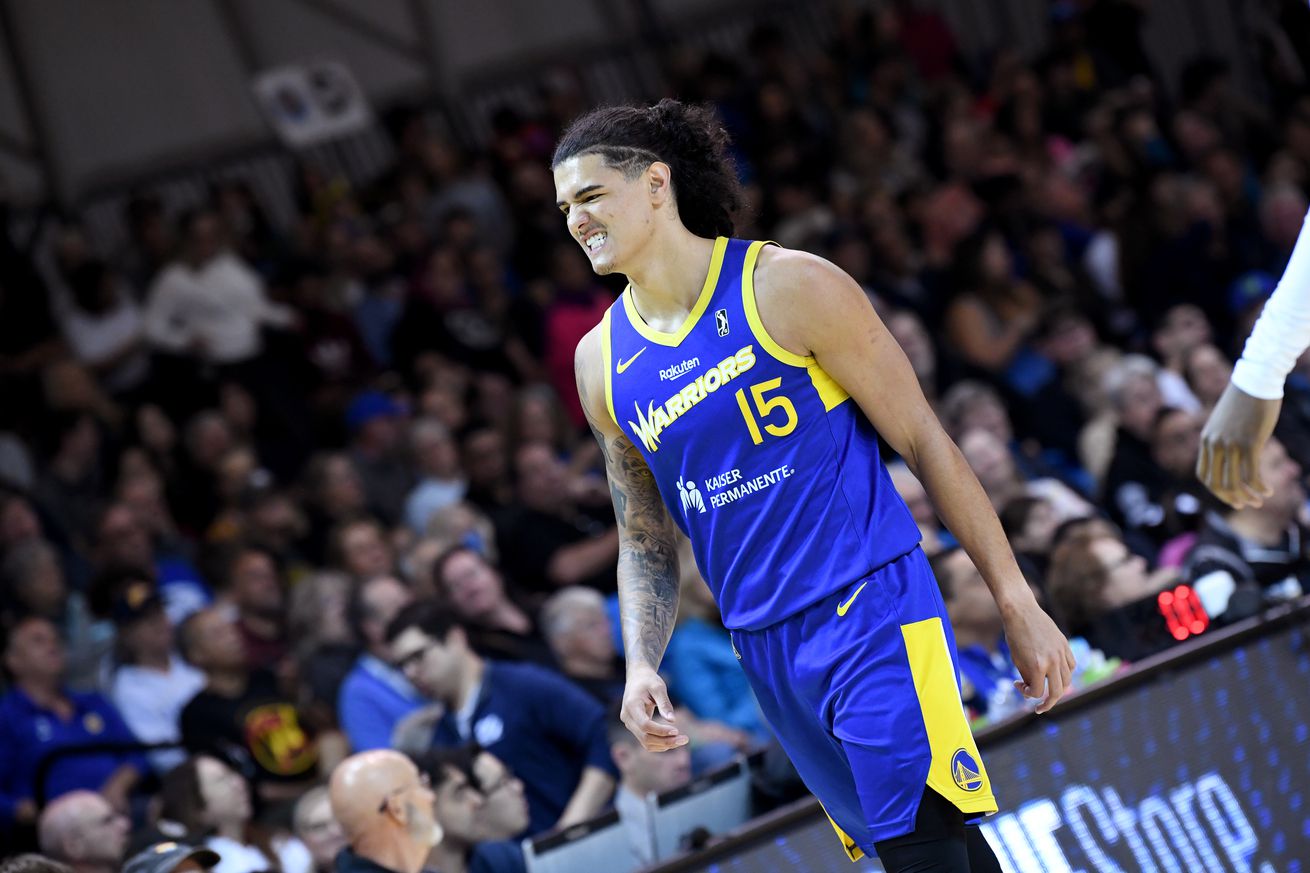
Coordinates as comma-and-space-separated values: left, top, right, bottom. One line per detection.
386, 601, 617, 837
329, 749, 442, 873
417, 746, 529, 873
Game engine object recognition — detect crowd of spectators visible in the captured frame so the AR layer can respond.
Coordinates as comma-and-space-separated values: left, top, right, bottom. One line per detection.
3, 0, 1310, 869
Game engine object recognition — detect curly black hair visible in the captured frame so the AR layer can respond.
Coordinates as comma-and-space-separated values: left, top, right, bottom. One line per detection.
551, 98, 744, 240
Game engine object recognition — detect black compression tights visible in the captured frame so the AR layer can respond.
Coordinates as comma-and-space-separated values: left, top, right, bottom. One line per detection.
871, 787, 1003, 873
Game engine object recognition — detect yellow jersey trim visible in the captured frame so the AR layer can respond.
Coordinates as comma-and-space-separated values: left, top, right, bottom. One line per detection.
600, 309, 618, 427
742, 240, 851, 412
823, 807, 865, 862
621, 236, 728, 347
900, 617, 998, 816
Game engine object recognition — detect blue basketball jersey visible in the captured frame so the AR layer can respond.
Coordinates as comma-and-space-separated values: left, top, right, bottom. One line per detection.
603, 237, 921, 630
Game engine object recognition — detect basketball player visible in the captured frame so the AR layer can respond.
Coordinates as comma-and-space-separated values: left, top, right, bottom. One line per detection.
1198, 208, 1310, 509
558, 100, 1073, 872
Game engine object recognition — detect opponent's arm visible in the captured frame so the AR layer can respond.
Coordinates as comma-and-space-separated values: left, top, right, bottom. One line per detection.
575, 327, 688, 750
753, 248, 1075, 713
1199, 208, 1310, 507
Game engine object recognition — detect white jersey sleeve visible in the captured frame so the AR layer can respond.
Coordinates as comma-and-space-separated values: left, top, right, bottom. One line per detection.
1231, 208, 1310, 399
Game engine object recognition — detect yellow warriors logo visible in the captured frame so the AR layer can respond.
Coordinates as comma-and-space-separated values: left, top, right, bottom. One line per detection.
629, 345, 757, 452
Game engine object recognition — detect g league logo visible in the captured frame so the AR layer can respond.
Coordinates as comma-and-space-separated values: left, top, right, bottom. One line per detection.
715, 308, 730, 337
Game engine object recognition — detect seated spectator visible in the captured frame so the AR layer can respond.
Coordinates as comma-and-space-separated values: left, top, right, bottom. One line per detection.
607, 706, 692, 870
1149, 303, 1208, 413
121, 843, 220, 873
330, 517, 397, 582
158, 755, 310, 873
36, 791, 129, 873
178, 607, 319, 804
939, 380, 1093, 496
403, 418, 467, 535
998, 496, 1061, 588
287, 573, 358, 751
212, 543, 288, 671
93, 502, 211, 625
1145, 407, 1206, 555
493, 442, 618, 595
1047, 532, 1178, 660
345, 391, 414, 528
386, 602, 617, 836
958, 427, 1093, 520
888, 462, 949, 555
142, 209, 295, 370
2, 538, 109, 690
0, 617, 145, 832
432, 547, 555, 666
1185, 437, 1308, 615
291, 786, 347, 873
33, 412, 105, 554
930, 548, 1022, 721
107, 576, 206, 773
941, 228, 1046, 385
1182, 342, 1233, 413
662, 553, 767, 745
460, 424, 512, 512
417, 747, 527, 873
421, 503, 498, 564
1099, 355, 1172, 537
339, 576, 423, 751
300, 453, 371, 566
56, 259, 150, 397
329, 750, 442, 873
468, 750, 529, 851
539, 587, 624, 703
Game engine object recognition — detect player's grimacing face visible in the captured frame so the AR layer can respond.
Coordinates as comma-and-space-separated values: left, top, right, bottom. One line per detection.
554, 154, 645, 275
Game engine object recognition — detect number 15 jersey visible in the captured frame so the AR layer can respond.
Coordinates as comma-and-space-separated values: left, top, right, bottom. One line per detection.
602, 237, 921, 630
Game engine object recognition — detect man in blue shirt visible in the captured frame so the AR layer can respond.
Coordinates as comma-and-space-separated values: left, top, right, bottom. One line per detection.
930, 549, 1023, 722
339, 576, 423, 751
386, 601, 617, 836
0, 616, 145, 833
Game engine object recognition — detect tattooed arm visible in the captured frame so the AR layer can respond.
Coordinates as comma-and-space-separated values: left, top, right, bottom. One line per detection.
575, 326, 688, 751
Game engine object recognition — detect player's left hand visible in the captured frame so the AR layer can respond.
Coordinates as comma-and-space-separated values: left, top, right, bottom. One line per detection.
1002, 599, 1076, 714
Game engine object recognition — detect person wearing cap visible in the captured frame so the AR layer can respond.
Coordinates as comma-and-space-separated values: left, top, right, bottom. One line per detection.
36, 790, 129, 873
122, 841, 221, 873
346, 390, 413, 528
329, 750, 441, 873
107, 574, 206, 773
0, 616, 146, 832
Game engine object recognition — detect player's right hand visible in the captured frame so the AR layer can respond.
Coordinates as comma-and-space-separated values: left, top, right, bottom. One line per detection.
1197, 383, 1280, 509
622, 664, 689, 752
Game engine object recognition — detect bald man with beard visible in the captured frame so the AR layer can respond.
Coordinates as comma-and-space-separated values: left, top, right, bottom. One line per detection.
329, 750, 442, 873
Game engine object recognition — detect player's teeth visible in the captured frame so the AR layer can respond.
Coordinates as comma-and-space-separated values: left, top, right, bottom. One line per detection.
587, 233, 606, 249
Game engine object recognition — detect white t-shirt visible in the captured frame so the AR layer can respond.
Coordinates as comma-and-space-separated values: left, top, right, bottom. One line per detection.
111, 655, 207, 772
60, 296, 150, 392
206, 834, 311, 873
144, 252, 293, 364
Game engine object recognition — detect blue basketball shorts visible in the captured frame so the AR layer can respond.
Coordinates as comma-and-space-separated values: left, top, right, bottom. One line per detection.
728, 547, 997, 860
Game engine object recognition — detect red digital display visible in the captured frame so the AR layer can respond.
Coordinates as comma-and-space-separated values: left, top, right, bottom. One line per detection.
1157, 585, 1210, 641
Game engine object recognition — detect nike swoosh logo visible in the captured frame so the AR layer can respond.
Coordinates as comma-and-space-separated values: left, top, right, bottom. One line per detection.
616, 347, 647, 374
836, 581, 869, 617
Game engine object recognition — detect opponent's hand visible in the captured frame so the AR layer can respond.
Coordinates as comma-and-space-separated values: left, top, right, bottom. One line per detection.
1002, 599, 1076, 715
622, 664, 689, 752
1197, 383, 1280, 509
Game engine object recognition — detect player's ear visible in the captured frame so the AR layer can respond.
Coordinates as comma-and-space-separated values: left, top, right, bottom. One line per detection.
646, 162, 673, 205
